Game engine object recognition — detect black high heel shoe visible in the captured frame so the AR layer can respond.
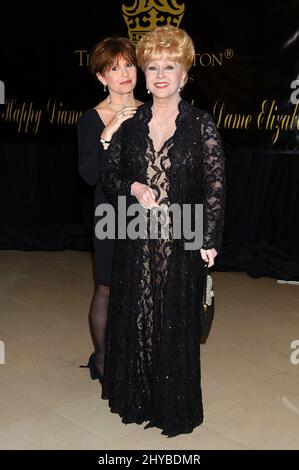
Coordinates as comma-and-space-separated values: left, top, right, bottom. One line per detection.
79, 353, 103, 384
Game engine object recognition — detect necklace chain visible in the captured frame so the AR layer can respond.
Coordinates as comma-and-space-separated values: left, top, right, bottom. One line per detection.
107, 94, 135, 111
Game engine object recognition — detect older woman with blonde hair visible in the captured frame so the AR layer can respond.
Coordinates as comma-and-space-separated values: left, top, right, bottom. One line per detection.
100, 25, 226, 437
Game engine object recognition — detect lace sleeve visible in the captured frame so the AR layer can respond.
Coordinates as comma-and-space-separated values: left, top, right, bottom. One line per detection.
100, 128, 135, 207
200, 112, 226, 253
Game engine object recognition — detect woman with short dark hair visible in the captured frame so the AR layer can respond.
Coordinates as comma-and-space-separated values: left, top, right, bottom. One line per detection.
77, 36, 143, 384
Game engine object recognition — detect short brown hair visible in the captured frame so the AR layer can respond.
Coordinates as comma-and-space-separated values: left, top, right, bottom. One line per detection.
89, 37, 137, 77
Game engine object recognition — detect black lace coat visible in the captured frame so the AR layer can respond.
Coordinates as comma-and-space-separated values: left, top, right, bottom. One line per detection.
100, 99, 226, 437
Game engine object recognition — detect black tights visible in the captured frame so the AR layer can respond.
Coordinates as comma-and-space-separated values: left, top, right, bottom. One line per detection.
89, 284, 110, 376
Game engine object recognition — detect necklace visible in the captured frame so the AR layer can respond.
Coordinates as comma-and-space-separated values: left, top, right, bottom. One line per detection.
107, 94, 135, 111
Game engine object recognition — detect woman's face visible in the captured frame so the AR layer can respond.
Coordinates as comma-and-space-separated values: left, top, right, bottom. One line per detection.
145, 52, 186, 99
97, 55, 137, 95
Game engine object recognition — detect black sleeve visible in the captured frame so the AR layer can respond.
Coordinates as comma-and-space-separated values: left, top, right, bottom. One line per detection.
200, 111, 226, 253
100, 127, 136, 208
77, 110, 106, 186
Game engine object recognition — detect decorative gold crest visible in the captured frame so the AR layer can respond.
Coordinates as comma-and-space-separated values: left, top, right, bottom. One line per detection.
122, 0, 185, 43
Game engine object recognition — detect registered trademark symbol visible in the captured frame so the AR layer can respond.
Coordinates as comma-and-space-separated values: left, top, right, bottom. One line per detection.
225, 48, 234, 59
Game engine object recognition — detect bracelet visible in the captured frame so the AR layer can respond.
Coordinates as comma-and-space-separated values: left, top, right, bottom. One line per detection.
100, 137, 111, 144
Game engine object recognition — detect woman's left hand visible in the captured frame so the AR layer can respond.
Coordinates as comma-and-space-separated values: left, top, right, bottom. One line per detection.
200, 248, 217, 267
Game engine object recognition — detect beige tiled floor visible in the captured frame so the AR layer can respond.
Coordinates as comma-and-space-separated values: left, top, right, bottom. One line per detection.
0, 250, 299, 449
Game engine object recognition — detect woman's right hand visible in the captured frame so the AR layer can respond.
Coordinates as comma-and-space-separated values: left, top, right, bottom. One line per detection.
101, 107, 137, 141
131, 182, 159, 209
200, 248, 218, 268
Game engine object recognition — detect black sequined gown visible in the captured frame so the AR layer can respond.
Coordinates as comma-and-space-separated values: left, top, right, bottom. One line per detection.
100, 99, 226, 437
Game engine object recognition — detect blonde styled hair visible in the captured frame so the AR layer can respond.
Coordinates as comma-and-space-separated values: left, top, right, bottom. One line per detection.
136, 25, 195, 84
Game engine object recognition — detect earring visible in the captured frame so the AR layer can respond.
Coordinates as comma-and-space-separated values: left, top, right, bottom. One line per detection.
103, 85, 107, 92
146, 88, 151, 94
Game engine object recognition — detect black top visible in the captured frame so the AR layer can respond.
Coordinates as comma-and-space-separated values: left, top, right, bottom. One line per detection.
101, 99, 226, 251
77, 109, 113, 286
77, 108, 111, 207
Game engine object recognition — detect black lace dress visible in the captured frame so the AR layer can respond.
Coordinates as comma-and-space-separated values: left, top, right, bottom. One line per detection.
100, 99, 226, 437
